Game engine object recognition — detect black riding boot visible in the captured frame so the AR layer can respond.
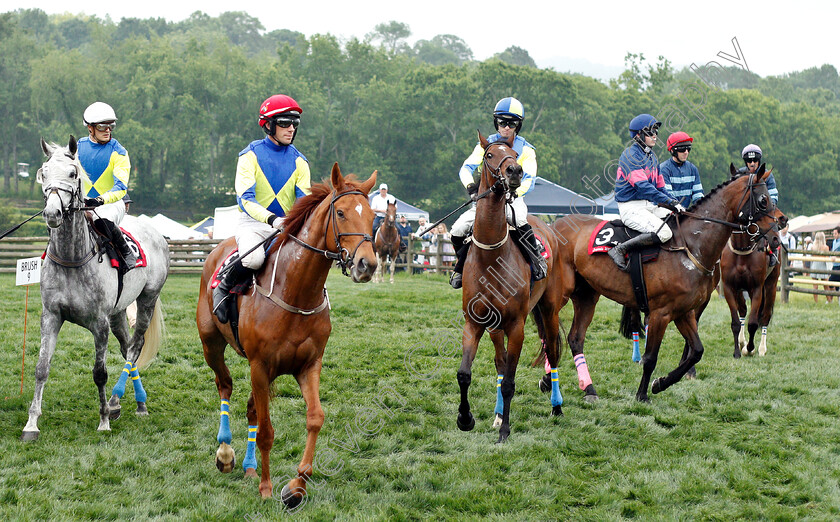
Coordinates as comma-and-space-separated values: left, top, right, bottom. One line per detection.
212, 259, 252, 324
511, 224, 547, 282
608, 232, 661, 272
449, 235, 468, 289
97, 218, 137, 270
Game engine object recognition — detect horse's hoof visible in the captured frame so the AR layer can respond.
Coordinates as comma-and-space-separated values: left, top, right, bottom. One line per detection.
551, 405, 563, 416
109, 406, 122, 420
21, 431, 39, 442
496, 431, 510, 444
215, 443, 236, 473
583, 394, 598, 404
457, 412, 475, 432
636, 393, 650, 403
741, 346, 750, 357
244, 468, 258, 479
684, 373, 696, 381
538, 374, 551, 393
492, 413, 503, 428
135, 402, 148, 416
651, 378, 663, 394
281, 484, 303, 508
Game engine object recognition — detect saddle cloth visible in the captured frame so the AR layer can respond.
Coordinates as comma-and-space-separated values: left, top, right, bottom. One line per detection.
587, 220, 659, 263
114, 228, 147, 269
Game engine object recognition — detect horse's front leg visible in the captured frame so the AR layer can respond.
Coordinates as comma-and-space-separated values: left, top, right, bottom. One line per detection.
374, 252, 383, 283
758, 279, 777, 356
280, 359, 326, 511
250, 362, 275, 498
742, 287, 763, 356
568, 292, 599, 403
636, 313, 668, 402
92, 317, 112, 432
457, 321, 483, 432
491, 330, 507, 429
651, 313, 704, 394
389, 253, 396, 284
497, 321, 525, 444
22, 311, 64, 441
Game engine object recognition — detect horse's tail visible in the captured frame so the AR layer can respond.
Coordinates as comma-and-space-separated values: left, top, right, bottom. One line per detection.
136, 298, 165, 369
619, 305, 643, 340
529, 306, 565, 367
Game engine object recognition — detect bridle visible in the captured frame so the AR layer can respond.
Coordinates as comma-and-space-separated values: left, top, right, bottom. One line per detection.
665, 173, 782, 275
471, 141, 520, 251
287, 189, 373, 277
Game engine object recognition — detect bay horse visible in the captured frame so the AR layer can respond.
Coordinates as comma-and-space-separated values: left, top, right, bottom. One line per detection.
196, 164, 377, 504
22, 136, 168, 441
373, 200, 400, 283
549, 164, 782, 402
456, 133, 565, 444
718, 203, 783, 357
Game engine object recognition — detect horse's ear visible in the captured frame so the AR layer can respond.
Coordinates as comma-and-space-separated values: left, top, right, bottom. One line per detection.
41, 137, 53, 157
360, 170, 377, 195
36, 168, 43, 184
756, 163, 768, 181
478, 130, 488, 150
68, 135, 77, 156
330, 162, 345, 191
729, 163, 738, 179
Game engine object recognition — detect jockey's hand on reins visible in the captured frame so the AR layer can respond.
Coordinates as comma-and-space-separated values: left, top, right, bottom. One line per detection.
84, 197, 104, 207
466, 183, 479, 202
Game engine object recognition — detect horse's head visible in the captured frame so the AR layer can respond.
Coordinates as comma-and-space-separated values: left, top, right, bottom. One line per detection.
728, 162, 785, 241
325, 163, 378, 282
38, 136, 84, 229
478, 132, 521, 196
385, 200, 397, 227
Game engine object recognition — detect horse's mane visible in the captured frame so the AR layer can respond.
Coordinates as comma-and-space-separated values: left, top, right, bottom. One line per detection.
686, 176, 738, 212
275, 174, 366, 243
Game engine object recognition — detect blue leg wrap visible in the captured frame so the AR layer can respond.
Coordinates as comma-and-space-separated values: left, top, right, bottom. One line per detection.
130, 365, 147, 403
494, 375, 504, 416
243, 425, 258, 471
632, 332, 641, 362
111, 362, 131, 398
550, 368, 563, 407
217, 400, 232, 445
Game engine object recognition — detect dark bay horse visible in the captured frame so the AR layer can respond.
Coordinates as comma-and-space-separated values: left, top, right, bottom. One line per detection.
719, 203, 784, 357
456, 133, 565, 444
373, 200, 400, 283
196, 165, 377, 504
23, 137, 168, 441
550, 165, 782, 402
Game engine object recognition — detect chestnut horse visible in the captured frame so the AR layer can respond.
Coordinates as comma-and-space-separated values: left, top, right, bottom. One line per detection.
373, 200, 400, 283
719, 203, 784, 357
550, 164, 782, 402
196, 165, 377, 504
456, 133, 565, 444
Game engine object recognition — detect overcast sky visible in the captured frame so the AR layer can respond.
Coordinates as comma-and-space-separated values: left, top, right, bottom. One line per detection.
17, 1, 840, 79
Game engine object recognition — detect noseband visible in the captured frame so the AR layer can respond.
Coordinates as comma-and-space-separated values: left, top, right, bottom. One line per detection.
287, 189, 373, 276
482, 142, 518, 196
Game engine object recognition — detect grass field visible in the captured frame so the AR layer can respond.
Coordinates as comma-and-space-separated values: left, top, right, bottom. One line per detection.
1, 270, 839, 520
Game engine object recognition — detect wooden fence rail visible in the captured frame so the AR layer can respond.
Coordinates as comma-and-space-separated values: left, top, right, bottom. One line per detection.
780, 249, 840, 302
0, 235, 457, 275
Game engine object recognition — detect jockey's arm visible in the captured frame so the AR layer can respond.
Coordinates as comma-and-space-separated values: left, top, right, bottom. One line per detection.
235, 152, 274, 224
458, 143, 484, 189
100, 151, 131, 204
514, 145, 537, 197
294, 157, 312, 198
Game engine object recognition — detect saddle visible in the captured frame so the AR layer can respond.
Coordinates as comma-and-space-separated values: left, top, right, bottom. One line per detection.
588, 220, 665, 314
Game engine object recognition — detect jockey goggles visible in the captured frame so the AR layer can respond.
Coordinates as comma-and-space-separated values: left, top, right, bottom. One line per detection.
495, 117, 520, 128
274, 116, 300, 128
93, 122, 116, 131
641, 126, 659, 137
672, 145, 691, 153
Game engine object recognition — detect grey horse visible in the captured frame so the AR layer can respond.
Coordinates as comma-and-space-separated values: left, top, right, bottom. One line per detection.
22, 136, 170, 441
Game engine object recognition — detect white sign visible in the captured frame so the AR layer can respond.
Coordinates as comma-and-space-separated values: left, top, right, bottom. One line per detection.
16, 257, 41, 286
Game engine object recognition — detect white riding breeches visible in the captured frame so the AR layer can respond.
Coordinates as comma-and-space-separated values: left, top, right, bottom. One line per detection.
235, 213, 281, 270
617, 200, 673, 243
451, 196, 529, 237
93, 199, 126, 225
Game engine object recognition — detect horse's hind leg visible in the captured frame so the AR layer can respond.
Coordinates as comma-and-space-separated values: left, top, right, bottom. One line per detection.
457, 322, 483, 433
758, 280, 777, 356
109, 297, 154, 416
651, 313, 704, 395
535, 300, 565, 413
279, 360, 326, 510
22, 312, 63, 441
497, 322, 525, 444
743, 288, 763, 356
722, 283, 744, 358
568, 291, 599, 402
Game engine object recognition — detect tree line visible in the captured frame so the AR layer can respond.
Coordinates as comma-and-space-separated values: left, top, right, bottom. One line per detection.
1, 9, 839, 228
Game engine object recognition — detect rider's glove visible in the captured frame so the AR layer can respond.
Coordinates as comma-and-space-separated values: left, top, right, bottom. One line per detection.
674, 203, 687, 213
84, 197, 104, 207
268, 215, 284, 231
466, 182, 479, 202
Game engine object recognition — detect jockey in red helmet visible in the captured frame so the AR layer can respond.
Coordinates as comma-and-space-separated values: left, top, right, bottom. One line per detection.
213, 94, 311, 324
660, 131, 704, 208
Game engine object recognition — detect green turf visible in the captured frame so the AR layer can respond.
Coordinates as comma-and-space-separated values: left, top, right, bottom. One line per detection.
1, 271, 839, 520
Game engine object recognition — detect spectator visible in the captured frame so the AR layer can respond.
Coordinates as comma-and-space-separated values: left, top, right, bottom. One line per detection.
396, 214, 412, 252
778, 224, 796, 251
830, 227, 840, 296
437, 223, 456, 268
412, 216, 432, 271
811, 232, 832, 304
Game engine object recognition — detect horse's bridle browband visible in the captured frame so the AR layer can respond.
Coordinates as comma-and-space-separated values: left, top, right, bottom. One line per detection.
286, 189, 372, 277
